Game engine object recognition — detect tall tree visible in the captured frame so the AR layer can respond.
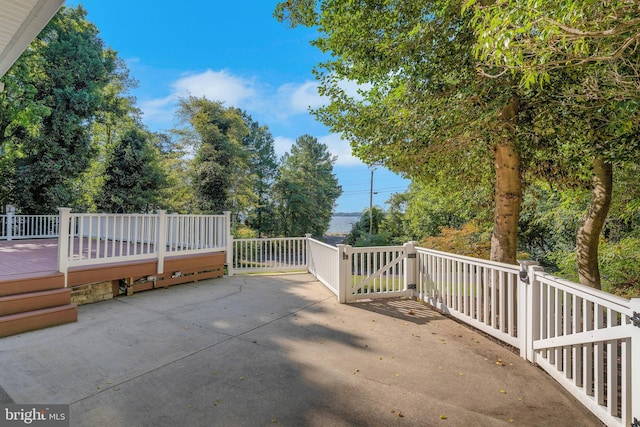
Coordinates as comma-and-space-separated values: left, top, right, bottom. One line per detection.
1, 6, 118, 213
275, 0, 525, 263
273, 135, 342, 237
176, 97, 250, 214
96, 127, 167, 213
468, 0, 640, 288
240, 112, 279, 235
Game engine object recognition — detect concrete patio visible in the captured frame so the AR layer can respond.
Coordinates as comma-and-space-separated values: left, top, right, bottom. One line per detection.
0, 273, 602, 426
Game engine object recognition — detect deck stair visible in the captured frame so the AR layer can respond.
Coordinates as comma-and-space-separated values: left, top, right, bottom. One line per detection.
0, 272, 77, 337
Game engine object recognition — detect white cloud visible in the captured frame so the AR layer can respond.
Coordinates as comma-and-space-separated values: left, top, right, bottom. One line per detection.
273, 136, 296, 159
137, 68, 374, 129
172, 69, 257, 106
274, 134, 363, 167
139, 95, 179, 127
318, 134, 362, 166
276, 81, 325, 115
136, 69, 365, 168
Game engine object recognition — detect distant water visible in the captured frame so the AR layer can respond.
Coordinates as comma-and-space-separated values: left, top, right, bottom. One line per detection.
328, 215, 359, 234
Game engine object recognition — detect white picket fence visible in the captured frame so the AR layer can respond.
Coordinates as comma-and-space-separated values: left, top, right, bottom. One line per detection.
0, 212, 59, 240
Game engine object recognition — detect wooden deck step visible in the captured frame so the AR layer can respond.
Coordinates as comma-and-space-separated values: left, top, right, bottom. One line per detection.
0, 272, 64, 297
0, 304, 77, 338
0, 288, 72, 317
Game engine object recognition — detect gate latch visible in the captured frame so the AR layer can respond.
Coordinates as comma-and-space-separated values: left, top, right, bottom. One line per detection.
632, 312, 640, 328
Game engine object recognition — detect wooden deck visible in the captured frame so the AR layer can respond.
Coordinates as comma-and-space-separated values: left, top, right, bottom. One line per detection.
0, 238, 227, 285
0, 239, 59, 279
1, 238, 226, 337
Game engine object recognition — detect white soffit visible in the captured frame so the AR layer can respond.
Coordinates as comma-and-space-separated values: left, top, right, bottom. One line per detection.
0, 0, 64, 78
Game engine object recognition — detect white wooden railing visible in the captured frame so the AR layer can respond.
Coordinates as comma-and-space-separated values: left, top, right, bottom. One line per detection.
0, 212, 59, 240
416, 247, 522, 349
526, 268, 639, 427
229, 236, 307, 275
307, 238, 340, 296
57, 208, 229, 276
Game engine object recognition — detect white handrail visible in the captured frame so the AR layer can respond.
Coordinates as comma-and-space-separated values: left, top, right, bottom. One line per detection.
0, 213, 59, 240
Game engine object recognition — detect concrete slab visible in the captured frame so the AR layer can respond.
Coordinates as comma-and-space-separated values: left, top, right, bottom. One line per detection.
0, 273, 603, 426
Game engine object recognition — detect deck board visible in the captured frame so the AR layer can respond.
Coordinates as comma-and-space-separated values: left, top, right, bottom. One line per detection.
0, 239, 58, 279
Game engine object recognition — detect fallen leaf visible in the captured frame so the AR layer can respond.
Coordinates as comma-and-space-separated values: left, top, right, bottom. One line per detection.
239, 376, 246, 380
397, 412, 404, 418
439, 414, 447, 420
500, 389, 507, 394
408, 310, 414, 315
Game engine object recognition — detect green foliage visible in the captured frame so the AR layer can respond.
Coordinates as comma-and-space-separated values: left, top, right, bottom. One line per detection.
233, 224, 259, 239
97, 128, 167, 212
550, 237, 640, 298
344, 207, 387, 246
517, 182, 588, 268
422, 222, 492, 260
240, 112, 279, 235
2, 5, 118, 213
177, 97, 251, 214
467, 0, 640, 99
403, 179, 493, 240
273, 135, 342, 237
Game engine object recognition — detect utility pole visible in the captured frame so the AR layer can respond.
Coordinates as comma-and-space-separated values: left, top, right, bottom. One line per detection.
369, 168, 374, 235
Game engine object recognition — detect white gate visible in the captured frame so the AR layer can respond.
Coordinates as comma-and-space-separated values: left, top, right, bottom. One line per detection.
526, 267, 639, 427
341, 242, 417, 303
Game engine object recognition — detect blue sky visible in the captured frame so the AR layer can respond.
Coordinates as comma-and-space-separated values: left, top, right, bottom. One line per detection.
65, 0, 410, 213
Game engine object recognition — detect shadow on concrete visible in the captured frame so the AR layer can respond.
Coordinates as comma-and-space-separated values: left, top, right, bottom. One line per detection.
350, 297, 442, 325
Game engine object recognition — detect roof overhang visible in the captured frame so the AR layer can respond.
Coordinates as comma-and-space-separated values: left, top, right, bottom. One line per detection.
0, 0, 65, 79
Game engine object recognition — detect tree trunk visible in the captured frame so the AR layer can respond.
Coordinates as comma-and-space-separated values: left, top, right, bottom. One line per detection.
576, 156, 612, 289
490, 96, 522, 264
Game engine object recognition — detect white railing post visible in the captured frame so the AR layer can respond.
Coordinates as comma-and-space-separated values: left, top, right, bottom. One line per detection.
631, 298, 640, 425
57, 207, 71, 287
525, 263, 544, 363
517, 260, 538, 360
305, 234, 312, 271
337, 244, 351, 303
6, 205, 15, 241
403, 241, 418, 297
156, 210, 167, 274
224, 211, 233, 276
